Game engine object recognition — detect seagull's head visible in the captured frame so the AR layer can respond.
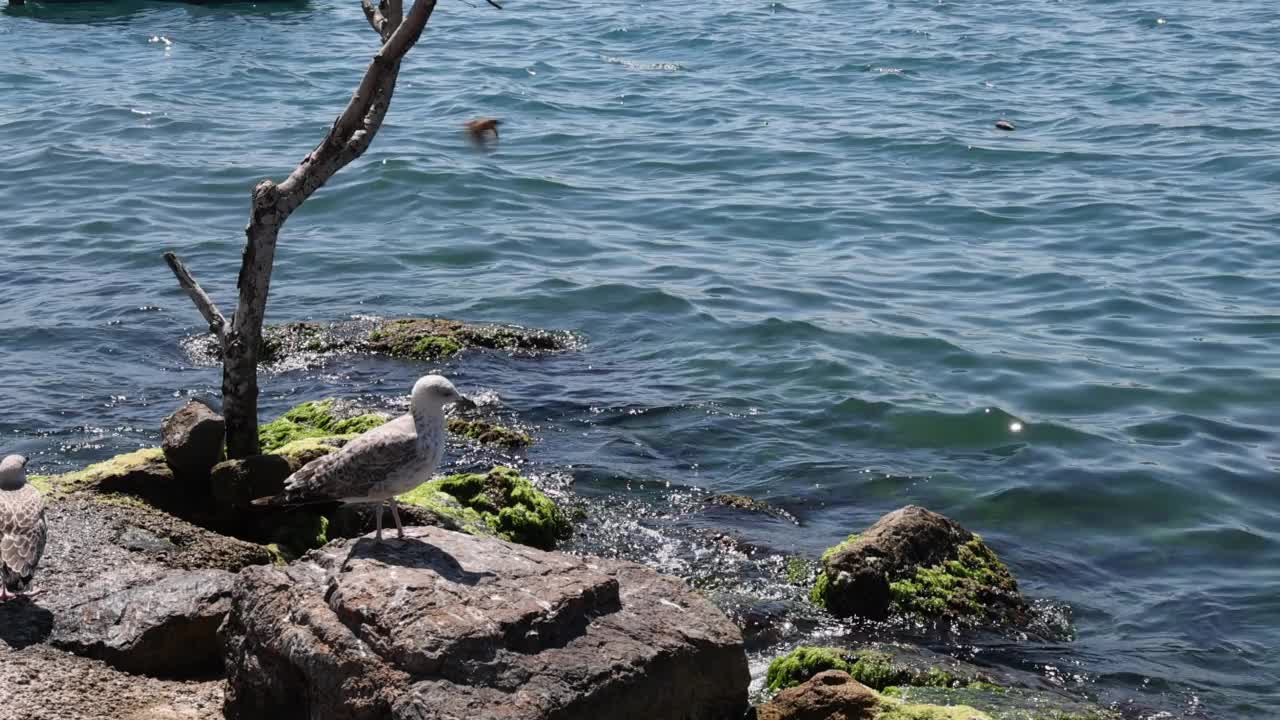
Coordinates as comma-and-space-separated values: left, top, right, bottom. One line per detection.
0, 455, 28, 489
410, 375, 476, 413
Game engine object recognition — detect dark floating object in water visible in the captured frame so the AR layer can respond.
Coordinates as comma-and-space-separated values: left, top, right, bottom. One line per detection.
995, 119, 1016, 131
465, 117, 501, 144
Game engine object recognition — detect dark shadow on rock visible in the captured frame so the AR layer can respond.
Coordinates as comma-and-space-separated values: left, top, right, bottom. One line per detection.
349, 538, 495, 585
0, 598, 53, 649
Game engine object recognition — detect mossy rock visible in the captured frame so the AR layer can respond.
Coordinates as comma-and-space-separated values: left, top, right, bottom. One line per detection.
259, 400, 388, 452
703, 493, 798, 524
399, 467, 570, 550
811, 506, 1029, 627
364, 317, 576, 360
888, 538, 1021, 620
27, 448, 201, 517
765, 645, 989, 693
447, 417, 533, 449
262, 399, 534, 452
881, 686, 1121, 720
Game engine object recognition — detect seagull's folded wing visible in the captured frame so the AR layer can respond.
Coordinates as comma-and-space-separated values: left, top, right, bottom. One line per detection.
282, 415, 419, 502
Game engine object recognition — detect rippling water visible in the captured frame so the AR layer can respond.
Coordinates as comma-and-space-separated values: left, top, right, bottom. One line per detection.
2, 0, 1278, 716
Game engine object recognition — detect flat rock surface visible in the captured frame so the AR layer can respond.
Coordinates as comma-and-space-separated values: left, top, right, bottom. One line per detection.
222, 526, 749, 720
0, 497, 270, 718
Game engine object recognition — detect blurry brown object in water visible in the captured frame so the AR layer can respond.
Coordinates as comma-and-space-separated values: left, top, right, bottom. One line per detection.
465, 118, 501, 144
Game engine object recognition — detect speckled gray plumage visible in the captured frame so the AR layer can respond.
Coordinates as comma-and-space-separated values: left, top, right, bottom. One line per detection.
277, 413, 443, 504
256, 375, 466, 510
0, 457, 46, 593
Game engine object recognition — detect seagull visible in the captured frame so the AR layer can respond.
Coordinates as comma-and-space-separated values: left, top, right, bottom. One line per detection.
253, 375, 475, 543
0, 454, 46, 602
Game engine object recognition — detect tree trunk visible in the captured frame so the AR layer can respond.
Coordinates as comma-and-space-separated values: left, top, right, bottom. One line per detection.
164, 0, 443, 459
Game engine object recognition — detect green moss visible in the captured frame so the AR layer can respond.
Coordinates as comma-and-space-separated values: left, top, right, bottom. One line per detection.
765, 646, 853, 691
883, 686, 1115, 720
33, 448, 168, 498
888, 537, 1019, 621
766, 646, 980, 693
447, 418, 533, 448
821, 532, 860, 563
259, 400, 387, 452
365, 319, 465, 360
272, 437, 347, 470
262, 543, 291, 566
809, 570, 832, 606
785, 557, 811, 585
876, 698, 993, 720
399, 466, 569, 550
27, 474, 53, 494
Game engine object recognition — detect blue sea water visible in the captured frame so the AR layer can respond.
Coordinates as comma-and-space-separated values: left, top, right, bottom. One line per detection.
1, 0, 1278, 716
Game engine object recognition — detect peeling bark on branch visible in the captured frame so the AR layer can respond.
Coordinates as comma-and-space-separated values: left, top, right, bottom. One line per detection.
164, 251, 226, 340
164, 0, 440, 459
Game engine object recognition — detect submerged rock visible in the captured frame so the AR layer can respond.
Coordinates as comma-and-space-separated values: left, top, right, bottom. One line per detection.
161, 399, 225, 479
765, 645, 996, 693
810, 506, 1028, 627
50, 569, 235, 677
221, 526, 749, 720
365, 317, 575, 359
185, 316, 578, 365
447, 417, 533, 449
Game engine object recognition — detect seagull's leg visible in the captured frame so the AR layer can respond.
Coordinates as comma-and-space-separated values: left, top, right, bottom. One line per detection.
374, 502, 384, 544
0, 586, 10, 603
390, 498, 405, 540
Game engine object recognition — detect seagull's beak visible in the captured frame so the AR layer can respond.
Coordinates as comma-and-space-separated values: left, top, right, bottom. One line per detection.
453, 395, 477, 411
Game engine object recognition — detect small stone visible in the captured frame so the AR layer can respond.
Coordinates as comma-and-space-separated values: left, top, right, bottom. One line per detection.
161, 400, 225, 479
755, 670, 879, 720
995, 119, 1015, 131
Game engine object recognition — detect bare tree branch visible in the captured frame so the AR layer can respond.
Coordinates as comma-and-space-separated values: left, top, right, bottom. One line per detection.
163, 251, 226, 340
361, 0, 386, 35
214, 0, 440, 458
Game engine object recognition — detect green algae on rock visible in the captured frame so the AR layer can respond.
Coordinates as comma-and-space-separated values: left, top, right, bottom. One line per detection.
765, 645, 991, 693
447, 417, 533, 449
258, 399, 387, 452
810, 506, 1029, 627
365, 317, 576, 361
887, 536, 1021, 619
28, 447, 171, 499
883, 686, 1121, 720
398, 466, 569, 550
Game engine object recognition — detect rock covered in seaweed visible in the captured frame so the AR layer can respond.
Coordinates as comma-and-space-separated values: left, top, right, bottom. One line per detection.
398, 466, 570, 550
183, 316, 579, 365
764, 645, 996, 693
810, 506, 1028, 627
221, 525, 749, 720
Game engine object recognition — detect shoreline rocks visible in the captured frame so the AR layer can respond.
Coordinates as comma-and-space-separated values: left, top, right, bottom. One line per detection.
161, 400, 226, 480
810, 505, 1029, 627
221, 526, 749, 720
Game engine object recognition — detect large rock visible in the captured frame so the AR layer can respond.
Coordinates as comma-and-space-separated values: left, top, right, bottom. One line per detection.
221, 526, 748, 720
810, 506, 1029, 626
161, 400, 226, 479
754, 671, 879, 720
50, 569, 235, 676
